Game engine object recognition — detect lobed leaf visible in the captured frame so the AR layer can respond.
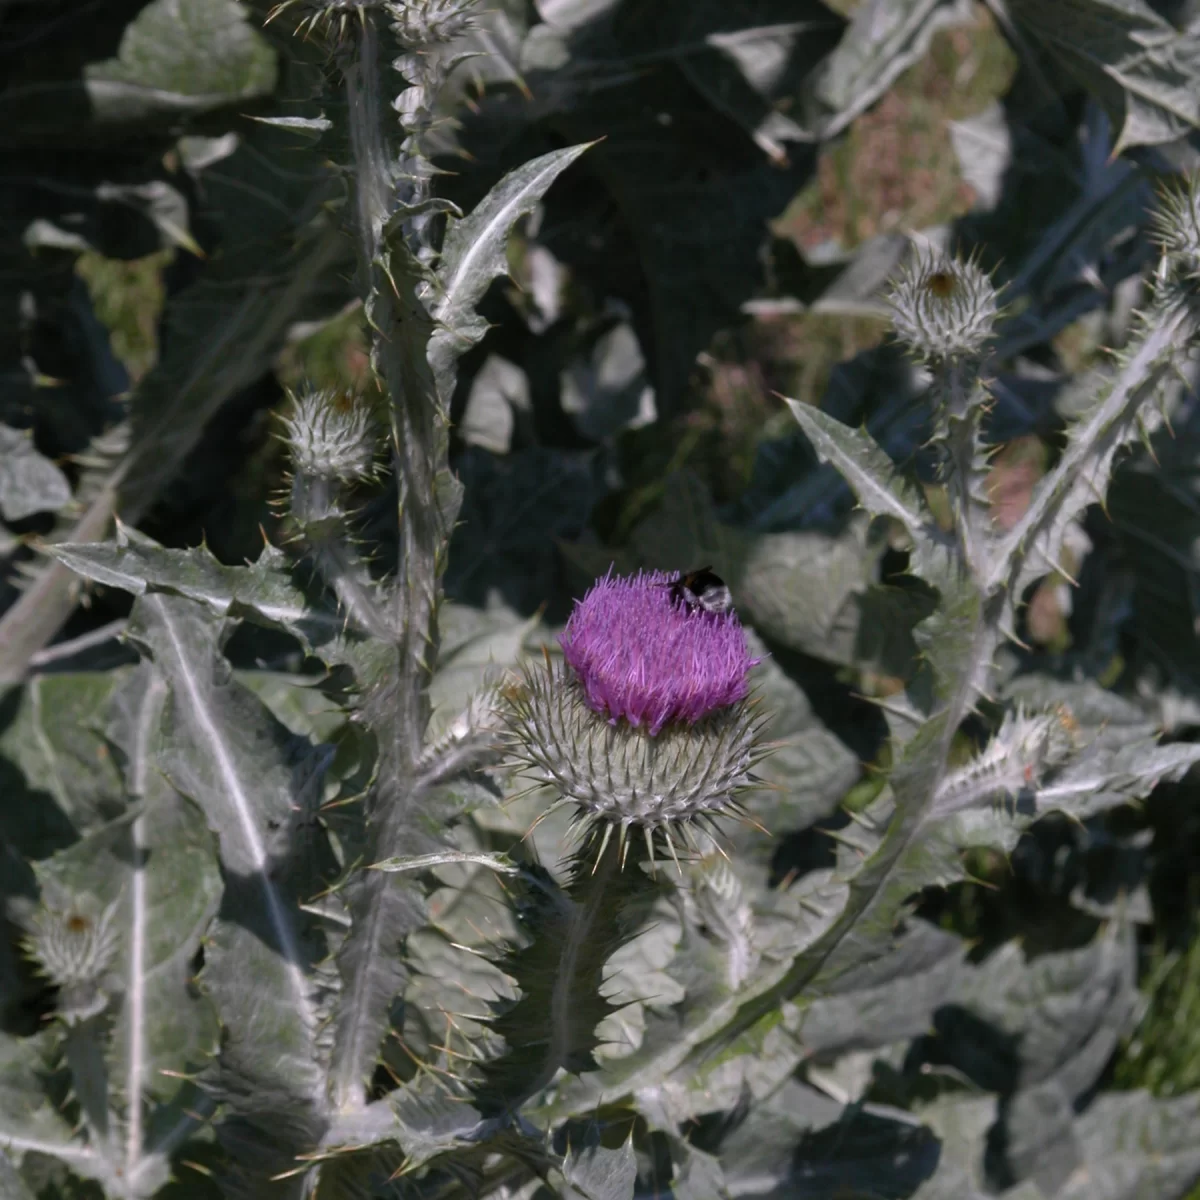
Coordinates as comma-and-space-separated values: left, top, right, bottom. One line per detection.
429, 142, 595, 401
810, 0, 974, 139
473, 839, 661, 1116
0, 1033, 115, 1193
51, 529, 354, 659
0, 426, 72, 522
988, 301, 1189, 599
124, 593, 334, 1193
1008, 0, 1200, 155
561, 1132, 637, 1200
83, 0, 277, 125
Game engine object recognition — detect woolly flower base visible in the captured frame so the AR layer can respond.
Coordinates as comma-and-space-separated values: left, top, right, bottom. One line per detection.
559, 569, 757, 735
505, 658, 770, 836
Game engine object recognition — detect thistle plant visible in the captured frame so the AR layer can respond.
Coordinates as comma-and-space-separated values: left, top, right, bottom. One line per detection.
8, 3, 1200, 1200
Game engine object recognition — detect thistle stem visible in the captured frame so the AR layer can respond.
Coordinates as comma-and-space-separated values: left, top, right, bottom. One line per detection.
505, 830, 622, 1114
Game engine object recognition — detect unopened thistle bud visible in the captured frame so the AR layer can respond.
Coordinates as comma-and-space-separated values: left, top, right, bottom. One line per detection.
389, 0, 474, 48
27, 897, 121, 1023
268, 0, 387, 43
504, 571, 770, 845
887, 251, 998, 362
282, 387, 377, 484
1151, 176, 1200, 284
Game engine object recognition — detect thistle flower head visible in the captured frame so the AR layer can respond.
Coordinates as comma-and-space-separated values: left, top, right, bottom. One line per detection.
559, 569, 756, 735
887, 250, 998, 362
503, 570, 768, 842
281, 387, 377, 484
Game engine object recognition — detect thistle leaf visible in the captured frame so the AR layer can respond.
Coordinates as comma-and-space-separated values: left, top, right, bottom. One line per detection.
917, 928, 1138, 1194
428, 143, 595, 399
667, 1139, 728, 1200
739, 632, 861, 838
124, 593, 334, 1193
30, 769, 221, 1185
474, 838, 660, 1116
1007, 0, 1200, 155
51, 530, 354, 660
105, 668, 222, 1158
246, 113, 333, 139
1061, 1089, 1200, 1199
0, 1151, 37, 1200
783, 396, 949, 584
373, 850, 519, 876
0, 1033, 115, 1192
326, 829, 428, 1113
0, 425, 72, 522
988, 301, 1189, 599
117, 117, 347, 522
322, 606, 532, 1114
937, 711, 1200, 824
0, 672, 126, 847
562, 1132, 637, 1200
83, 0, 277, 123
784, 398, 929, 539
793, 920, 967, 1058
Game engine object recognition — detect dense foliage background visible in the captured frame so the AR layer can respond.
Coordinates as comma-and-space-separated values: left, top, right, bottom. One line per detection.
8, 0, 1200, 1197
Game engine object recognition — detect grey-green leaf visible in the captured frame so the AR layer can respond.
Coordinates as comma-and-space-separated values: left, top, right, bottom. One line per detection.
124, 592, 332, 1188
0, 672, 127, 853
429, 142, 594, 395
373, 850, 520, 876
562, 1133, 637, 1200
51, 530, 352, 656
1062, 1089, 1200, 1199
810, 0, 974, 139
32, 788, 221, 1159
84, 0, 277, 125
988, 302, 1187, 598
0, 425, 71, 522
0, 1033, 112, 1190
245, 113, 334, 138
783, 396, 937, 567
1008, 0, 1200, 154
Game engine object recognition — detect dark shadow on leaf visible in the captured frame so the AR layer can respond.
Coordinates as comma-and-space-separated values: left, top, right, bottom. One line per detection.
789, 1109, 940, 1198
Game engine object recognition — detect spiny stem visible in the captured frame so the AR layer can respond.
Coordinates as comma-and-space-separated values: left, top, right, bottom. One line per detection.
341, 17, 391, 272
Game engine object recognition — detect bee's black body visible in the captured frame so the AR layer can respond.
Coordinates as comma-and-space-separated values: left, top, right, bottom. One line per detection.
665, 566, 733, 615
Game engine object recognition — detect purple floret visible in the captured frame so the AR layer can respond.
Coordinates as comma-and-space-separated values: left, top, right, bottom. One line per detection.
559, 569, 757, 735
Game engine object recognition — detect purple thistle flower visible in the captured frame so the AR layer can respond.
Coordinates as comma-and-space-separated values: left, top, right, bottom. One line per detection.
559, 569, 757, 735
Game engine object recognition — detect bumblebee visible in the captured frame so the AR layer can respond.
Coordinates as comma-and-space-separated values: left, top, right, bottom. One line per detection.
665, 566, 733, 615
922, 268, 958, 299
